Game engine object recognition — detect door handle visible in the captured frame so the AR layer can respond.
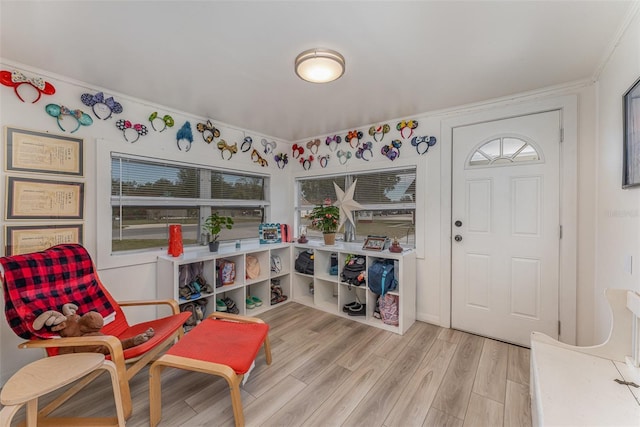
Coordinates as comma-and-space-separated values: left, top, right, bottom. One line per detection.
454, 235, 462, 242
455, 220, 462, 227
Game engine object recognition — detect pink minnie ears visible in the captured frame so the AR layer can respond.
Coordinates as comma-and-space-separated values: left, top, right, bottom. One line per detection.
116, 119, 148, 143
81, 92, 123, 120
1, 70, 55, 103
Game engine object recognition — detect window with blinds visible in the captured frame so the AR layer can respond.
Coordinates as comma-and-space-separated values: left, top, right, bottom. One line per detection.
111, 154, 268, 252
296, 167, 416, 245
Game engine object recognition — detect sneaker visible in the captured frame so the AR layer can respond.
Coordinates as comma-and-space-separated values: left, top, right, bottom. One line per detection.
248, 295, 263, 307
223, 297, 239, 314
342, 301, 359, 312
216, 299, 227, 312
246, 297, 256, 309
347, 303, 366, 316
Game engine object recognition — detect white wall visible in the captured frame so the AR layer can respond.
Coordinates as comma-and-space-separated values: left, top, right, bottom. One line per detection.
0, 60, 292, 384
593, 9, 640, 342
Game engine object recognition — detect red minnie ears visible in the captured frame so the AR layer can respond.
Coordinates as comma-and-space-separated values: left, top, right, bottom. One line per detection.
1, 70, 56, 103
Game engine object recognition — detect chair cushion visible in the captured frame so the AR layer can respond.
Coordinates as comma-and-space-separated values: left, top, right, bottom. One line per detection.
1, 244, 116, 339
117, 312, 191, 359
166, 318, 269, 374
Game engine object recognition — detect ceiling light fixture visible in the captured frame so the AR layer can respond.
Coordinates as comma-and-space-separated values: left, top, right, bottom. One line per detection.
295, 48, 345, 83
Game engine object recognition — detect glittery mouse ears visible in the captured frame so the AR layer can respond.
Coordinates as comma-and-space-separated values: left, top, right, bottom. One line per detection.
1, 70, 56, 103
81, 91, 123, 120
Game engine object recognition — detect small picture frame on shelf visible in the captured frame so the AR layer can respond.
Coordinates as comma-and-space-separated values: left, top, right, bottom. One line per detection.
259, 223, 282, 244
362, 235, 389, 251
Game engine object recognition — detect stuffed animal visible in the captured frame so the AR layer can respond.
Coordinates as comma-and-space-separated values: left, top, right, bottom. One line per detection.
33, 303, 154, 355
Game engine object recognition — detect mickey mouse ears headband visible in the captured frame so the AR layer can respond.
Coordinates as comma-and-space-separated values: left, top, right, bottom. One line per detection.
81, 91, 123, 120
45, 104, 93, 133
1, 70, 55, 103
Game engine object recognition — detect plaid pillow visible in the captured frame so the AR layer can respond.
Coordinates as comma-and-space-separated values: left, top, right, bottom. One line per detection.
1, 244, 115, 339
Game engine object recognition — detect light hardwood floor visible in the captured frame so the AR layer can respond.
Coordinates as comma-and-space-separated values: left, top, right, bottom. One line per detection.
5, 302, 532, 426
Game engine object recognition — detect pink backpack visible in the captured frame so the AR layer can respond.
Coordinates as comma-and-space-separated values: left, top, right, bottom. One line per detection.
379, 294, 399, 326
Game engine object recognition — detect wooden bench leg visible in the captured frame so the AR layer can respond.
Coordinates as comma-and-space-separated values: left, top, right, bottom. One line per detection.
264, 336, 272, 365
150, 354, 252, 427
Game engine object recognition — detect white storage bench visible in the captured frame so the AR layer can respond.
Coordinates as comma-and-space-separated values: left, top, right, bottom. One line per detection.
530, 289, 640, 426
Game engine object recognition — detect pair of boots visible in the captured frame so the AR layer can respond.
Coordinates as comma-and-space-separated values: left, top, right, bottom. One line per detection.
271, 279, 288, 305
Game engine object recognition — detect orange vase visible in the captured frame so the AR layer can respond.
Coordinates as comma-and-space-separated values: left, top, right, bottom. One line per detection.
168, 224, 183, 257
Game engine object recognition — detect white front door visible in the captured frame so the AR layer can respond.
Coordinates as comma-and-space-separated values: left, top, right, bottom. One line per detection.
451, 110, 561, 346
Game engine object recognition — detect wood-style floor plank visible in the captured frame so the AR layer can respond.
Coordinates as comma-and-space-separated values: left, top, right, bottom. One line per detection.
504, 379, 532, 427
2, 302, 532, 427
263, 364, 351, 426
462, 392, 504, 427
507, 344, 531, 386
300, 354, 393, 427
342, 344, 426, 426
472, 338, 509, 403
422, 408, 464, 427
431, 332, 484, 419
384, 338, 458, 427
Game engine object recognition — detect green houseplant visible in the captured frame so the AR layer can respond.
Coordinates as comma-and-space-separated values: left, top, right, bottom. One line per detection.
308, 199, 340, 245
202, 213, 234, 252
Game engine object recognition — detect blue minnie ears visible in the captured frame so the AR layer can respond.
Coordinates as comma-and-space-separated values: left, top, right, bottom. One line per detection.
411, 135, 437, 155
45, 104, 93, 133
241, 136, 253, 152
81, 92, 123, 120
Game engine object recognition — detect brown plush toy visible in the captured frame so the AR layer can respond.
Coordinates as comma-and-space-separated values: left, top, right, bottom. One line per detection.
33, 303, 154, 355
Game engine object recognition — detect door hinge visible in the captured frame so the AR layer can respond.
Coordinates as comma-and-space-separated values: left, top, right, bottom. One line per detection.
558, 320, 561, 336
559, 225, 563, 239
560, 128, 564, 143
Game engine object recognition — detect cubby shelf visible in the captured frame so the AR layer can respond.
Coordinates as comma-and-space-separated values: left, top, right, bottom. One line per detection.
292, 241, 416, 334
157, 242, 291, 327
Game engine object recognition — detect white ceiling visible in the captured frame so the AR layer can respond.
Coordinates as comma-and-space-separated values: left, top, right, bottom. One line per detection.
0, 1, 634, 141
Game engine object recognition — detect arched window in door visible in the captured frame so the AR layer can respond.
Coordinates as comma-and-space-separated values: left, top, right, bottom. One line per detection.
467, 136, 542, 167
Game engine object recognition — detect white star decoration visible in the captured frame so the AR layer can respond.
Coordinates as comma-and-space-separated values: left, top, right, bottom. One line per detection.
333, 179, 364, 231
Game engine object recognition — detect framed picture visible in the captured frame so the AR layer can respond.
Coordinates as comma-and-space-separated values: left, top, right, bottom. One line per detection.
4, 127, 83, 176
623, 76, 640, 188
5, 224, 83, 256
259, 223, 282, 244
362, 235, 389, 251
6, 177, 84, 220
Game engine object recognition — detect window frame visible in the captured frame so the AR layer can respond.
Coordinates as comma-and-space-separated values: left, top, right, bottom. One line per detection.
294, 166, 417, 246
101, 150, 270, 267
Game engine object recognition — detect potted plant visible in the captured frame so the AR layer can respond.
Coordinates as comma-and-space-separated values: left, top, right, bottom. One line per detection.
308, 198, 340, 245
202, 213, 234, 252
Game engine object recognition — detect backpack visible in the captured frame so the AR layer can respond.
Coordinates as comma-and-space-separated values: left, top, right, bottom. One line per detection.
216, 259, 236, 286
295, 250, 314, 274
341, 255, 366, 286
379, 294, 399, 326
367, 259, 398, 295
